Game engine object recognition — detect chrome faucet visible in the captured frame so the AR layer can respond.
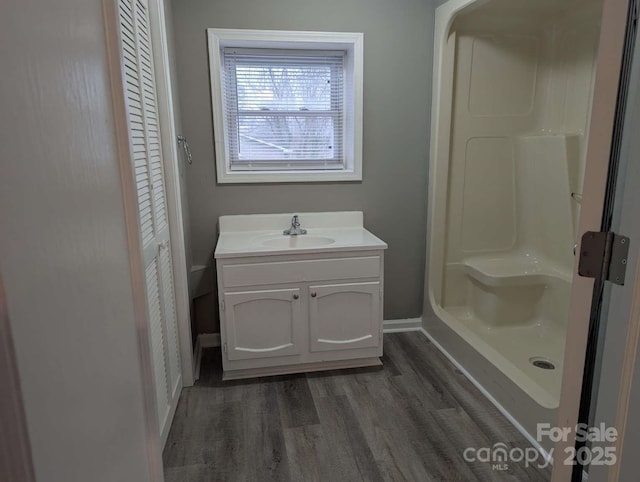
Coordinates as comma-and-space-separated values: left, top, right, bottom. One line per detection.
283, 214, 307, 236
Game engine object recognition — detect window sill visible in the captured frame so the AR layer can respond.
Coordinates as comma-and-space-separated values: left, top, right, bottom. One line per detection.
217, 169, 362, 184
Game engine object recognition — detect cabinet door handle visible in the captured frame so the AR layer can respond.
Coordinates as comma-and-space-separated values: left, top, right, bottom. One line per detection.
293, 294, 299, 300
310, 292, 317, 297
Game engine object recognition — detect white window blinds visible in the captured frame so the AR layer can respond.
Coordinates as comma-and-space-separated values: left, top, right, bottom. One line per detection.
222, 48, 345, 170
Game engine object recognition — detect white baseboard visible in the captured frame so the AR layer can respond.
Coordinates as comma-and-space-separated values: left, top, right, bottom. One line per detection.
418, 327, 552, 463
383, 317, 423, 333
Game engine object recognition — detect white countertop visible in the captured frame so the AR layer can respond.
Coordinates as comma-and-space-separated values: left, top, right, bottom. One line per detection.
214, 212, 388, 259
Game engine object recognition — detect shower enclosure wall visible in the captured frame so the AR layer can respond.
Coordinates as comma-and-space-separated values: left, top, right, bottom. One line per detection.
425, 0, 603, 450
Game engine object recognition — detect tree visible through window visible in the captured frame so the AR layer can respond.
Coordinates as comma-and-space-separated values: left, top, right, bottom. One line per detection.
224, 50, 345, 168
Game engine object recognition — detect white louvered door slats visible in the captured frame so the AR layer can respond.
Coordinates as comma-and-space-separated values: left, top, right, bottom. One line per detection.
118, 0, 182, 446
145, 259, 170, 426
135, 0, 168, 235
120, 1, 156, 249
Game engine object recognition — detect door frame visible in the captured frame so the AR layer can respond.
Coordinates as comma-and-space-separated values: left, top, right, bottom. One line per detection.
552, 0, 632, 480
581, 13, 640, 478
597, 170, 640, 480
102, 0, 165, 477
613, 303, 640, 480
607, 101, 640, 476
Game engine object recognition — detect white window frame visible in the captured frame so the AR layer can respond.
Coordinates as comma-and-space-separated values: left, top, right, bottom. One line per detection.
207, 28, 363, 183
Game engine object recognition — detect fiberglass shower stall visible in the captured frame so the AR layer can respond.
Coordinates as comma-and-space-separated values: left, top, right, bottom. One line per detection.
424, 0, 605, 451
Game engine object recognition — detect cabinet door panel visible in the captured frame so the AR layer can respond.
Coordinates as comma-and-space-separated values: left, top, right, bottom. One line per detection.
225, 288, 302, 361
309, 282, 381, 352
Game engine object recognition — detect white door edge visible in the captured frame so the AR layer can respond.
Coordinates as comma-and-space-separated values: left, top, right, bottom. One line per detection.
552, 1, 632, 480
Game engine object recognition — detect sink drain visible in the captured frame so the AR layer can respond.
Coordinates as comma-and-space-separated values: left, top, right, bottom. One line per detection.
530, 357, 556, 370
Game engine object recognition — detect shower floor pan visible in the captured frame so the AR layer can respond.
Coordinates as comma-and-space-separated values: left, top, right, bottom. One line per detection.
442, 306, 564, 409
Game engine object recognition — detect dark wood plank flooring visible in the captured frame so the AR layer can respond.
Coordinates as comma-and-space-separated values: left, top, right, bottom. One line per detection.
163, 332, 551, 481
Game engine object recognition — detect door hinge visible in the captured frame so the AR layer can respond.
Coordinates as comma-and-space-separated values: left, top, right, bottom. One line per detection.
220, 300, 225, 311
223, 342, 227, 353
578, 231, 630, 285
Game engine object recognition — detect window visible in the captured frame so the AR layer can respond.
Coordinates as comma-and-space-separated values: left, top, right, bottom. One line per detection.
208, 29, 363, 183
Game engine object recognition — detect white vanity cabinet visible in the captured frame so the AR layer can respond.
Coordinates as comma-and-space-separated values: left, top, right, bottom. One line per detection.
216, 251, 385, 380
214, 211, 388, 380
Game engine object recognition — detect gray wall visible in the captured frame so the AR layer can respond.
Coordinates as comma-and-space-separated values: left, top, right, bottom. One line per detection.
171, 0, 435, 333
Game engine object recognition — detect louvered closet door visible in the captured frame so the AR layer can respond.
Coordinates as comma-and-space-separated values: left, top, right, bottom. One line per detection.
118, 0, 182, 445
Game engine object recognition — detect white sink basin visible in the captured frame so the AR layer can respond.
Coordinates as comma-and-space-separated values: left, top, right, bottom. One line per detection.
260, 235, 335, 249
214, 212, 387, 259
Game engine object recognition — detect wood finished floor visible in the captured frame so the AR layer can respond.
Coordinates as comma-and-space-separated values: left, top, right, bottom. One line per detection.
163, 332, 551, 481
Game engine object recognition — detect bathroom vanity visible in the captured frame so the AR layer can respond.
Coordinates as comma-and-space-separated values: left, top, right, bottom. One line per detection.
214, 212, 387, 380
